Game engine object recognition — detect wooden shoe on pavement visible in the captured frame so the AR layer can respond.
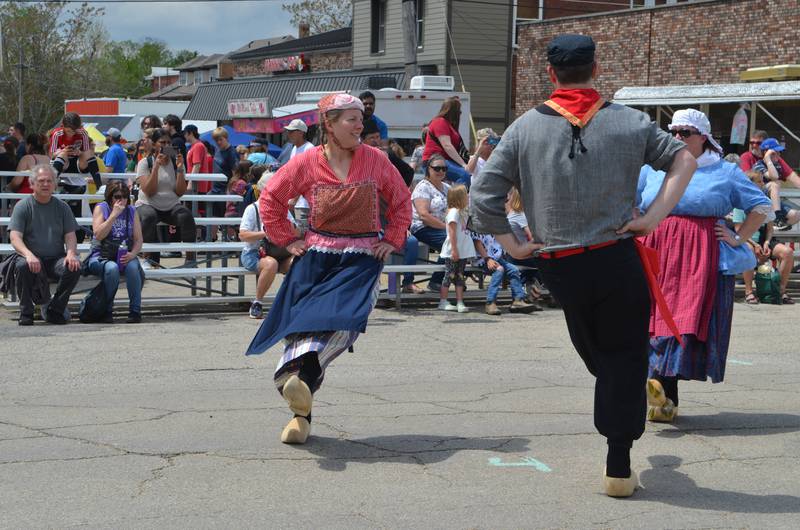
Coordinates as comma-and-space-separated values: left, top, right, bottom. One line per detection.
280, 416, 311, 444
603, 467, 638, 498
283, 375, 313, 417
646, 378, 668, 407
647, 400, 678, 423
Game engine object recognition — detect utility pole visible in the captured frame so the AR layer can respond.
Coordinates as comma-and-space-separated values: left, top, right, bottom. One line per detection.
17, 47, 24, 123
401, 0, 418, 89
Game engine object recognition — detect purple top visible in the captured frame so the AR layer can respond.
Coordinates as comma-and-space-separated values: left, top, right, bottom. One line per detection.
89, 202, 135, 259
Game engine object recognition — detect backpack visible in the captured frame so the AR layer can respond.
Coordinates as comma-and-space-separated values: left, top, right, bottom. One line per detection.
79, 281, 109, 323
755, 263, 782, 305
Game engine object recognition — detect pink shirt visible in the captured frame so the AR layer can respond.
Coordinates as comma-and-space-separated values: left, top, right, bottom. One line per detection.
259, 145, 411, 252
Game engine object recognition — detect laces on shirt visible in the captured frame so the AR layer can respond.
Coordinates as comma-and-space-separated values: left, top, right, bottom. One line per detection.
568, 125, 588, 159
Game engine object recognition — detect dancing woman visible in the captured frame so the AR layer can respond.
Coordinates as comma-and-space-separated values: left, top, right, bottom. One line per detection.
246, 93, 411, 444
637, 109, 771, 422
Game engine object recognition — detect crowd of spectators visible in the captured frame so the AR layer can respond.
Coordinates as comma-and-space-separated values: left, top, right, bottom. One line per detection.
1, 96, 799, 325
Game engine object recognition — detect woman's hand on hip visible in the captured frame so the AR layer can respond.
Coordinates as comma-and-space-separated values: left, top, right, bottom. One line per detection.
287, 239, 307, 257
372, 241, 395, 261
714, 224, 740, 246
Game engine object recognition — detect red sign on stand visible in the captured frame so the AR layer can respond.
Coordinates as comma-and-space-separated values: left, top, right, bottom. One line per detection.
233, 109, 319, 134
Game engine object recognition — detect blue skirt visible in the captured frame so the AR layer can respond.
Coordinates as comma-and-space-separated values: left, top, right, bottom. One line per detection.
649, 273, 735, 383
246, 249, 383, 356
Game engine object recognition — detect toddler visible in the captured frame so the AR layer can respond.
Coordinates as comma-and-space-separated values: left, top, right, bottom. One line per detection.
438, 185, 475, 313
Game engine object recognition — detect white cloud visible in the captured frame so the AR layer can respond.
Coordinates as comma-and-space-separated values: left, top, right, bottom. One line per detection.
99, 1, 296, 55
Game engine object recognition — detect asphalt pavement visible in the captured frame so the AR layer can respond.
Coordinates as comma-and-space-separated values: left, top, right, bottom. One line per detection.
1, 300, 798, 529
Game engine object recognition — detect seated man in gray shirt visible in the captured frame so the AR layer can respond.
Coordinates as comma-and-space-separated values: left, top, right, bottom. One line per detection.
9, 164, 82, 325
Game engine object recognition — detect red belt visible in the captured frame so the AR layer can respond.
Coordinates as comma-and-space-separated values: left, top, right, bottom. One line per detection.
536, 238, 684, 345
537, 239, 619, 259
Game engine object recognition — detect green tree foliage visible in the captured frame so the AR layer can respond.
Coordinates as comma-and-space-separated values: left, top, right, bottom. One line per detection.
282, 0, 352, 35
0, 1, 108, 133
0, 1, 197, 133
101, 39, 197, 98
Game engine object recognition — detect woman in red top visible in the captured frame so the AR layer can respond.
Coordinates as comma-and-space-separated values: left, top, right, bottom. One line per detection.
246, 93, 411, 445
422, 96, 472, 187
10, 134, 49, 193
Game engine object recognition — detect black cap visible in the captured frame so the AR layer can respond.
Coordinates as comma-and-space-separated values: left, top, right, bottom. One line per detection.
547, 34, 595, 67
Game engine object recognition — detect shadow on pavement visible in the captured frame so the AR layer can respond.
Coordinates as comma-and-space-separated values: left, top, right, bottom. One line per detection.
655, 412, 800, 438
300, 434, 531, 471
639, 455, 800, 513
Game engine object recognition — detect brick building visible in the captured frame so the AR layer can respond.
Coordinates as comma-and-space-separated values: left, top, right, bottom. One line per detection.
515, 0, 800, 114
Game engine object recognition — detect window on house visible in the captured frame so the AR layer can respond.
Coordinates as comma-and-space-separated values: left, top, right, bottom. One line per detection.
370, 0, 386, 54
179, 71, 188, 85
416, 0, 424, 49
194, 70, 202, 84
210, 67, 219, 82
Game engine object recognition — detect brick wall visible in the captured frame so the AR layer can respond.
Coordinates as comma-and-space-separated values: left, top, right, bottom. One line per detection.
150, 75, 179, 92
233, 51, 353, 78
515, 0, 800, 115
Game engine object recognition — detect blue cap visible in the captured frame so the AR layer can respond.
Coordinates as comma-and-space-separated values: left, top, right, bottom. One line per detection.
760, 138, 785, 152
547, 34, 596, 67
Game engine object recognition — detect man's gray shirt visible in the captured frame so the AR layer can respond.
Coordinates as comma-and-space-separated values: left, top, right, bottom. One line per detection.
470, 103, 685, 252
9, 196, 78, 258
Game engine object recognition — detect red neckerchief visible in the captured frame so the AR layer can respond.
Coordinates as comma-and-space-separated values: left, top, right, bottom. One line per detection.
545, 88, 604, 128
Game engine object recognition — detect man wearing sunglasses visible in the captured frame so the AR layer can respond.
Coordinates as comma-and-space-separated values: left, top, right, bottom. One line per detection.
470, 34, 697, 498
740, 132, 800, 228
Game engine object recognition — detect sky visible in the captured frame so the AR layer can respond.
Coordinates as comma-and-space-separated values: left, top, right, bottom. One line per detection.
99, 0, 297, 55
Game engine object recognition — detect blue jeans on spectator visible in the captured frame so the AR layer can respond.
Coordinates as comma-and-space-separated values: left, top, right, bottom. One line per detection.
402, 234, 419, 287
507, 255, 541, 284
412, 225, 447, 288
87, 257, 144, 314
445, 159, 471, 188
486, 257, 526, 303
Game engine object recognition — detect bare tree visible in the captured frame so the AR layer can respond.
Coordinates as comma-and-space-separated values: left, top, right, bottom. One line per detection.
282, 0, 352, 35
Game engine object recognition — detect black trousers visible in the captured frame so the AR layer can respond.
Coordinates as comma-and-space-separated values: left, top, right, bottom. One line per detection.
536, 238, 650, 445
137, 203, 196, 242
16, 255, 80, 319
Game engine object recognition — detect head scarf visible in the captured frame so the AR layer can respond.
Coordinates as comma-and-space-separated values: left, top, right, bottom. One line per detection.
318, 93, 365, 114
318, 93, 365, 152
669, 108, 723, 153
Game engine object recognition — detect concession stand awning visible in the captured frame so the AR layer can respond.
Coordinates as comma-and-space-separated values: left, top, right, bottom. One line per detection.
613, 81, 800, 164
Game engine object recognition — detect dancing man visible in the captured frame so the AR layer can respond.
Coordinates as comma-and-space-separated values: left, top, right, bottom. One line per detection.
246, 93, 411, 445
470, 34, 697, 497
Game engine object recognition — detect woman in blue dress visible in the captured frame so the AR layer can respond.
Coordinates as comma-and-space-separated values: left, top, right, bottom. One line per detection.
637, 109, 772, 422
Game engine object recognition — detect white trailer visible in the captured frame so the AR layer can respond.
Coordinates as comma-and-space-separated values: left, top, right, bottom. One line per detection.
372, 88, 472, 148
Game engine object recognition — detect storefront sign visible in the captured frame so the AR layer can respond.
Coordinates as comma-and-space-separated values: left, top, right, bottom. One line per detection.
227, 98, 271, 118
264, 55, 307, 73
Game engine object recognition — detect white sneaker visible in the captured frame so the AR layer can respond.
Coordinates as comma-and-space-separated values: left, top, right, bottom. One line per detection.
140, 260, 151, 270
438, 300, 458, 311
457, 303, 469, 313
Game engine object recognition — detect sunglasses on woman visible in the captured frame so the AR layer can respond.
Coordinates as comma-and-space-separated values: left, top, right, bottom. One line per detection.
430, 165, 447, 172
670, 129, 701, 139
112, 194, 128, 200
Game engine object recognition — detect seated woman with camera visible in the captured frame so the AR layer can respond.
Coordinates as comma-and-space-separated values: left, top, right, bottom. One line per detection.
135, 128, 196, 266
88, 180, 145, 323
238, 173, 295, 319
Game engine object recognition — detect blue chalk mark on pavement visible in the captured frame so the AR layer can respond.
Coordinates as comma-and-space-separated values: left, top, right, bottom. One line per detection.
728, 359, 753, 366
488, 456, 552, 472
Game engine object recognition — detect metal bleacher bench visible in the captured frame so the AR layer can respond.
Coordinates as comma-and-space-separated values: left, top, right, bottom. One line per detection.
0, 242, 249, 308
0, 217, 242, 227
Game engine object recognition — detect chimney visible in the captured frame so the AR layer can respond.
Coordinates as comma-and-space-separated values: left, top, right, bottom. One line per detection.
299, 22, 310, 39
